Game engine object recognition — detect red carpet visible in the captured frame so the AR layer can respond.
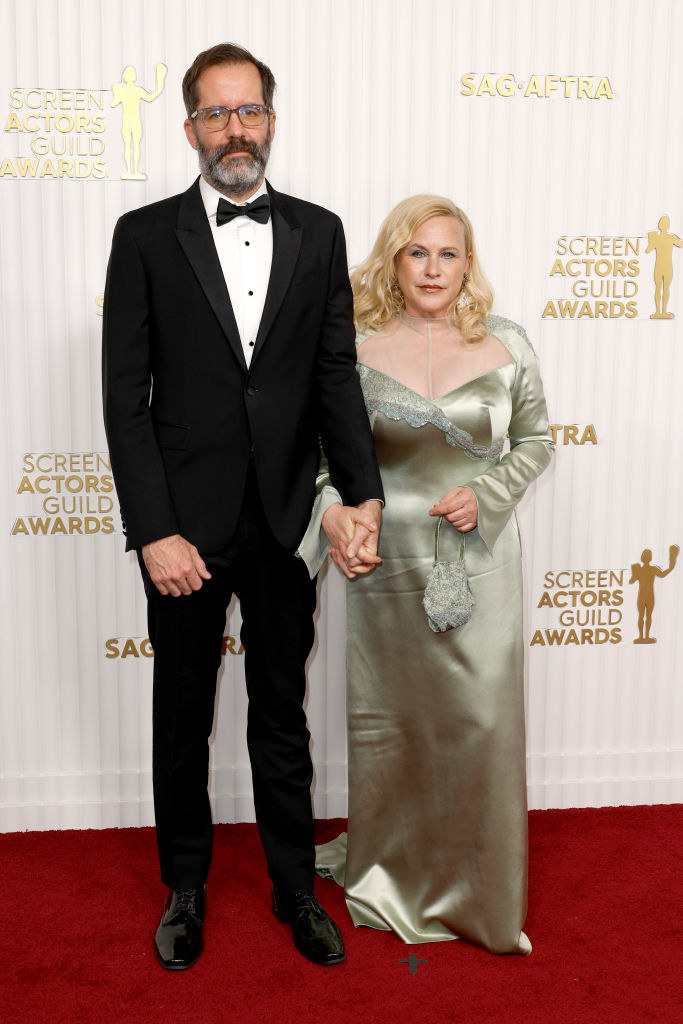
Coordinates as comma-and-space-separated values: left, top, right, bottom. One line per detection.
3, 805, 680, 1024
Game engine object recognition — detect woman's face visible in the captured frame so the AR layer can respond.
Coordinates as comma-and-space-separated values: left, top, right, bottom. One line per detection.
395, 215, 471, 319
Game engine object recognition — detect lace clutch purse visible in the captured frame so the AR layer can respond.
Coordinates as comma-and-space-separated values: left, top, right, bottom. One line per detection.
422, 516, 475, 633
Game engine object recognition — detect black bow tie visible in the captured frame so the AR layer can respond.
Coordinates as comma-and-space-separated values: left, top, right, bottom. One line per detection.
216, 194, 271, 226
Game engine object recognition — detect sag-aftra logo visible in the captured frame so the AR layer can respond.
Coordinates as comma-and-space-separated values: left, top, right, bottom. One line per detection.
461, 74, 613, 99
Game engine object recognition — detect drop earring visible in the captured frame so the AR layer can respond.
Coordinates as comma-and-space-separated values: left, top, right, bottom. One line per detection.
456, 273, 471, 313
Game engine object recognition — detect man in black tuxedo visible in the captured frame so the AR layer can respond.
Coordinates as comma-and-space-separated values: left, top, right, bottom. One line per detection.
102, 42, 382, 970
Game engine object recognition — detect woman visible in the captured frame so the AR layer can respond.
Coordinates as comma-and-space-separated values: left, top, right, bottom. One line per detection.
300, 195, 553, 954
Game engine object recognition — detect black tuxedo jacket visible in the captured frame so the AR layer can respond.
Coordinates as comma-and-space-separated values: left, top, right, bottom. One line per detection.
102, 179, 383, 556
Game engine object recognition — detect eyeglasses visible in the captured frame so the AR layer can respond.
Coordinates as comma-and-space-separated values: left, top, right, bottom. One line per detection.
190, 104, 271, 131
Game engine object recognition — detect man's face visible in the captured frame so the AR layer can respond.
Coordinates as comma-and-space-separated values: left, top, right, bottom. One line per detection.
184, 62, 276, 199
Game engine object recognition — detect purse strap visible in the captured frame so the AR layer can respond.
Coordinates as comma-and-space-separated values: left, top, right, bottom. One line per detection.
434, 515, 465, 564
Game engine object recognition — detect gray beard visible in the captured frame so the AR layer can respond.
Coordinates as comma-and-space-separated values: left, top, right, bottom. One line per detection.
196, 128, 271, 199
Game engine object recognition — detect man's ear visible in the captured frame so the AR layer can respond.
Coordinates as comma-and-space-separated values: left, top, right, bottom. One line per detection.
184, 119, 198, 151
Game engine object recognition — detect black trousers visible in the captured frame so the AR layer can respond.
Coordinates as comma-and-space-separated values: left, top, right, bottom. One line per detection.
141, 468, 318, 893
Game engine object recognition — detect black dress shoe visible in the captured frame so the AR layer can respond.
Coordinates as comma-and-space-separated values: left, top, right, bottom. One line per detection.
272, 887, 345, 965
154, 887, 206, 970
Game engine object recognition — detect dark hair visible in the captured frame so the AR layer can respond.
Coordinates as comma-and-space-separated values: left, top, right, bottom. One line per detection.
182, 42, 276, 116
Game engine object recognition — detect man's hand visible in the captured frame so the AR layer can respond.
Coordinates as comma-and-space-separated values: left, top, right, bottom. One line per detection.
429, 487, 478, 532
324, 499, 382, 579
141, 534, 212, 596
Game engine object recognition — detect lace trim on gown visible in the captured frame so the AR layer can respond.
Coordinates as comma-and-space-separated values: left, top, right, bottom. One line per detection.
486, 312, 530, 343
357, 363, 504, 463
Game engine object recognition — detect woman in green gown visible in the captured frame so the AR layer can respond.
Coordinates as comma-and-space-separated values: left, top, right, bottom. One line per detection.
300, 196, 554, 954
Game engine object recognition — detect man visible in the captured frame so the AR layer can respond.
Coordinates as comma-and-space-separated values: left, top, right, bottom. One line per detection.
102, 42, 382, 970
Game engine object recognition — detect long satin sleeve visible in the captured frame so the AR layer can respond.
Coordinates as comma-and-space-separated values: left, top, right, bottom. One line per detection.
296, 450, 342, 578
467, 334, 554, 554
297, 404, 381, 577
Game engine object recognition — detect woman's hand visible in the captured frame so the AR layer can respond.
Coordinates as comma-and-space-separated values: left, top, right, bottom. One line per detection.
329, 543, 380, 579
323, 501, 382, 579
429, 487, 478, 531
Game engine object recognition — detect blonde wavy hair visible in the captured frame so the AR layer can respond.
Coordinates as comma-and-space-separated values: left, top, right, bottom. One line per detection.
351, 195, 493, 343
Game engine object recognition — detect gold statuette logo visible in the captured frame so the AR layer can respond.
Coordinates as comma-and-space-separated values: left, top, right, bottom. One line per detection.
112, 63, 167, 180
542, 223, 682, 323
646, 216, 682, 320
1, 61, 167, 181
532, 551, 680, 649
629, 545, 679, 644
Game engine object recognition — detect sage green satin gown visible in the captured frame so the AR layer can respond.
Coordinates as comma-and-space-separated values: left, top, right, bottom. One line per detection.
303, 314, 553, 954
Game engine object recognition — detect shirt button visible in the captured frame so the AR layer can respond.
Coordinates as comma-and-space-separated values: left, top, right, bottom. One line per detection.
244, 241, 250, 246
248, 290, 254, 296
248, 341, 254, 347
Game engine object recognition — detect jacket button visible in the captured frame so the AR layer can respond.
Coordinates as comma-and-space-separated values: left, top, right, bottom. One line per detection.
246, 385, 259, 396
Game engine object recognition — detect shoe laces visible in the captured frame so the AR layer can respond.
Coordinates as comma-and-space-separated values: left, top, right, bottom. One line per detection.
290, 891, 320, 918
174, 889, 197, 913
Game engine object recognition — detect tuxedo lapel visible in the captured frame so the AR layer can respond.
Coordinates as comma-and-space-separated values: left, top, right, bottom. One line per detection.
174, 179, 247, 371
250, 184, 302, 364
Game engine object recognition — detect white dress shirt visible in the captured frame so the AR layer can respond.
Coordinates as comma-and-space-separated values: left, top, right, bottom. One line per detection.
200, 176, 382, 565
199, 176, 273, 367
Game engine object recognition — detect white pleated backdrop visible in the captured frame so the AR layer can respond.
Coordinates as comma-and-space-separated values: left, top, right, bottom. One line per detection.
1, 0, 682, 831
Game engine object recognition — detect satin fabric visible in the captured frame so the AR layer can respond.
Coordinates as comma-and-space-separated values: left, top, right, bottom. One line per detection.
307, 315, 553, 953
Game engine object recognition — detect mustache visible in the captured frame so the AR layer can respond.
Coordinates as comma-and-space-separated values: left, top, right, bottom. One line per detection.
213, 137, 262, 160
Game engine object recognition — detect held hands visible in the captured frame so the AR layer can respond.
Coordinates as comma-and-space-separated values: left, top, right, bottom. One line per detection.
323, 499, 382, 579
429, 487, 478, 532
141, 534, 212, 596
